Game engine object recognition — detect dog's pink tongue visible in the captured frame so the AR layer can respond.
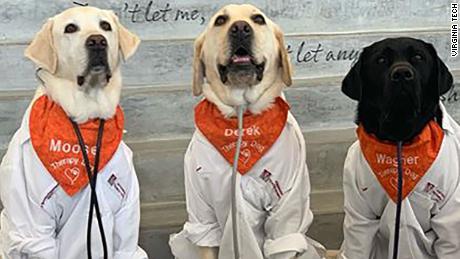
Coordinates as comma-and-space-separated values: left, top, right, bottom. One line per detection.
232, 55, 251, 64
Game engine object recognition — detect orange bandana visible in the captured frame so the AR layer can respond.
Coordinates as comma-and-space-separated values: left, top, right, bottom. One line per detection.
29, 95, 124, 196
356, 121, 444, 202
195, 98, 289, 175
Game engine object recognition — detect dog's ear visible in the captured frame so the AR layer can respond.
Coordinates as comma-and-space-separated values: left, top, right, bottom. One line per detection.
425, 42, 453, 96
342, 53, 363, 101
192, 32, 205, 96
25, 19, 57, 74
274, 24, 293, 86
436, 57, 453, 96
109, 11, 140, 61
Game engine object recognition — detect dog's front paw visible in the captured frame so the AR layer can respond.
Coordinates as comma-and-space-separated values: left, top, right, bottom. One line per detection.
268, 251, 298, 259
198, 246, 219, 259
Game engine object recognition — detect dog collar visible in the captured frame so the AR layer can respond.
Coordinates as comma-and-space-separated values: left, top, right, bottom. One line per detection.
195, 97, 289, 175
29, 95, 124, 196
357, 121, 444, 202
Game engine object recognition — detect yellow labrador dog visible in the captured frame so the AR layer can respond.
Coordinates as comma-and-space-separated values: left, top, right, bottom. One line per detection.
192, 4, 292, 116
170, 4, 325, 259
28, 6, 139, 122
0, 6, 147, 258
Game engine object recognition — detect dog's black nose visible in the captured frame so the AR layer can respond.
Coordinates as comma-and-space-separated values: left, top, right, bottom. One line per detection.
391, 65, 415, 82
86, 34, 107, 50
230, 21, 252, 39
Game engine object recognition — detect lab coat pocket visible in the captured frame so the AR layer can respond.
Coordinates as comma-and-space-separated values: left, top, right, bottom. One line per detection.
241, 176, 274, 212
101, 172, 127, 214
243, 198, 267, 232
38, 183, 61, 219
240, 176, 271, 242
409, 191, 434, 231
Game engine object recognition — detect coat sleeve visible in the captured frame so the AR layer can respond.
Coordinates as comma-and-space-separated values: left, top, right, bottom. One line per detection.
179, 141, 222, 247
169, 138, 226, 259
338, 143, 380, 259
112, 145, 148, 259
431, 173, 460, 259
0, 142, 58, 259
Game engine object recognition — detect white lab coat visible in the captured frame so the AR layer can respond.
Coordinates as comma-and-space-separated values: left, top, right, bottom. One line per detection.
0, 107, 148, 259
339, 106, 460, 259
169, 112, 326, 259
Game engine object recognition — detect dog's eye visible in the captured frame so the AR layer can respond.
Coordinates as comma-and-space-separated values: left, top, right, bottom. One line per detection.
251, 14, 266, 25
413, 54, 424, 61
214, 15, 228, 26
376, 56, 387, 64
64, 23, 79, 34
100, 21, 112, 31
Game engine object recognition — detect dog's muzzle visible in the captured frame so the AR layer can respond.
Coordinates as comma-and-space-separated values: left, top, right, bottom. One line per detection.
77, 34, 112, 87
390, 64, 415, 83
379, 62, 422, 134
386, 62, 421, 115
218, 21, 265, 85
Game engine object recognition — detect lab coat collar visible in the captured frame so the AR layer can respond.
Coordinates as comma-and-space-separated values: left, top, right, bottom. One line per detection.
439, 102, 456, 135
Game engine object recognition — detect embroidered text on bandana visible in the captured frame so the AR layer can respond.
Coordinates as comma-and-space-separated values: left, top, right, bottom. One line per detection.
195, 98, 289, 175
29, 95, 124, 196
356, 121, 444, 202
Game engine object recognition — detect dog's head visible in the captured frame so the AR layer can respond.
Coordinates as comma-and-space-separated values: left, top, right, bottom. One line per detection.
25, 6, 140, 90
342, 37, 453, 142
192, 4, 291, 104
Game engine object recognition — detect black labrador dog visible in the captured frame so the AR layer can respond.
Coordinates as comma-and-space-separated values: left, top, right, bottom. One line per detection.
339, 37, 460, 258
343, 37, 453, 141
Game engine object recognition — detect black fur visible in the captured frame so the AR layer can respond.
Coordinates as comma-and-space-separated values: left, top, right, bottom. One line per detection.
342, 37, 453, 142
